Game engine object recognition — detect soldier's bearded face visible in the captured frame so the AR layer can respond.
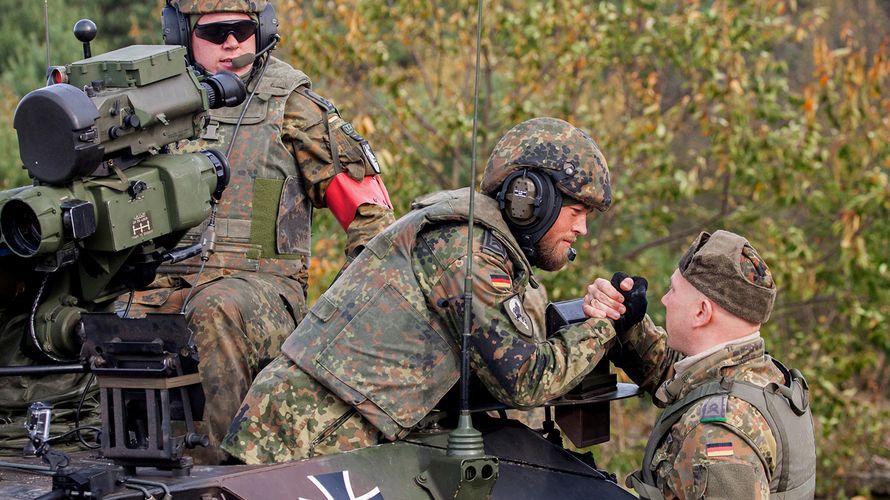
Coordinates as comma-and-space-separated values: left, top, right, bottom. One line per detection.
191, 12, 256, 76
535, 204, 589, 272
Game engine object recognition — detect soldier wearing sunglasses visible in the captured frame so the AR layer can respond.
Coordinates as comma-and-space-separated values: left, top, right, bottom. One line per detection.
104, 0, 395, 464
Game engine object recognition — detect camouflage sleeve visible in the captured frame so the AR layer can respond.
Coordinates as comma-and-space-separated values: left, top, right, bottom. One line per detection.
345, 203, 395, 258
611, 315, 682, 396
280, 91, 394, 255
417, 225, 615, 408
660, 422, 771, 499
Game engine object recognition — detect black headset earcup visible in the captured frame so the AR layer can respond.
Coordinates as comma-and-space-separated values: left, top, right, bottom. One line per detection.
503, 174, 538, 225
161, 4, 190, 49
256, 2, 280, 53
496, 170, 563, 260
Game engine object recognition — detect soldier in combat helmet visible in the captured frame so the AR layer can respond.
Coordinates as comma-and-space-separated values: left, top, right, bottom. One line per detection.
221, 117, 619, 463
584, 230, 817, 498
104, 0, 395, 463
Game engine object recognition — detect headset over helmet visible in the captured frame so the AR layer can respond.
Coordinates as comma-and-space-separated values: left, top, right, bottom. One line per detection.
162, 0, 279, 66
481, 117, 611, 262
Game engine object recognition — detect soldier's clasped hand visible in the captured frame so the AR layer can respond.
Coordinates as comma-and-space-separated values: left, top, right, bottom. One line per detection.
583, 272, 648, 334
582, 275, 633, 320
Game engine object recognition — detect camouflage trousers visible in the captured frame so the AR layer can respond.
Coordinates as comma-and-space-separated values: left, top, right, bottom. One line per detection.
221, 355, 380, 464
114, 271, 308, 464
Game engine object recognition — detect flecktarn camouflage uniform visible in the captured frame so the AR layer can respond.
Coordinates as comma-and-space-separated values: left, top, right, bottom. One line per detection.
117, 56, 393, 464
613, 231, 816, 499
616, 321, 784, 498
222, 117, 613, 464
222, 188, 616, 463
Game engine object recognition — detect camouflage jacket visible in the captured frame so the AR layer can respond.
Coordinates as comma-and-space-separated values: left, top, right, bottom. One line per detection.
616, 317, 816, 499
159, 56, 393, 283
282, 188, 615, 441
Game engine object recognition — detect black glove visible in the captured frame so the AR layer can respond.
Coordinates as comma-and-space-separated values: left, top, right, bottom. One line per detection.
610, 272, 648, 334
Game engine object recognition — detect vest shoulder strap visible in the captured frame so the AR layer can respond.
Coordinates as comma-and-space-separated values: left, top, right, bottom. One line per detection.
640, 380, 730, 484
638, 369, 813, 498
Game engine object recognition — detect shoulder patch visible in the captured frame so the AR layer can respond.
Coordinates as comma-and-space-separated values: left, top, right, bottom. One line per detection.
705, 441, 735, 457
501, 294, 534, 338
340, 122, 364, 142
360, 141, 381, 173
297, 87, 338, 115
339, 121, 381, 173
489, 273, 512, 291
700, 395, 729, 423
481, 230, 507, 259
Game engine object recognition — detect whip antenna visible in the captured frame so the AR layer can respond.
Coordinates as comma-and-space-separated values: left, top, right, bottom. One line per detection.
43, 0, 51, 78
447, 0, 485, 458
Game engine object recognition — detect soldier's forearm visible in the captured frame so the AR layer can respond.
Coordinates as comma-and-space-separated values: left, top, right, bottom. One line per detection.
612, 315, 680, 395
344, 203, 395, 257
475, 318, 615, 407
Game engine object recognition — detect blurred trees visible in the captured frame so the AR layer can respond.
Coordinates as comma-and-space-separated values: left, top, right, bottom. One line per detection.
0, 0, 887, 495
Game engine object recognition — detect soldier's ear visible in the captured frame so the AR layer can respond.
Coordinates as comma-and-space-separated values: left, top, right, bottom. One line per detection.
694, 298, 713, 328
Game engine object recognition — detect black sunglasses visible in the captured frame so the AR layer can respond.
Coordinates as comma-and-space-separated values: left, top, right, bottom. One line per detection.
194, 20, 257, 44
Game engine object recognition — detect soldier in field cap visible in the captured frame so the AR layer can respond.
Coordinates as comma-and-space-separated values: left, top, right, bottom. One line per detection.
585, 229, 817, 499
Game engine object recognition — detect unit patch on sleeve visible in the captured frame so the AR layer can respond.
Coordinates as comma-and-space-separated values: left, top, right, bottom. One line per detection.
361, 141, 381, 173
501, 295, 533, 338
481, 230, 507, 259
700, 395, 728, 423
340, 122, 364, 142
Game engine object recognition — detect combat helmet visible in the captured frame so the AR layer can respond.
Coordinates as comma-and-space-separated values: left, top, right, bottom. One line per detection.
162, 0, 279, 65
168, 1, 268, 14
481, 117, 611, 262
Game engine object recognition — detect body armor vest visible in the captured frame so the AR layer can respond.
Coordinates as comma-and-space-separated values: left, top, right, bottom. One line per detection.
159, 57, 312, 279
281, 188, 532, 441
631, 359, 816, 499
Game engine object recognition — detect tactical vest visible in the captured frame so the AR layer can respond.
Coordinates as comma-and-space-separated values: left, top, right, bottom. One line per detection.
281, 188, 533, 441
158, 57, 313, 279
630, 359, 816, 500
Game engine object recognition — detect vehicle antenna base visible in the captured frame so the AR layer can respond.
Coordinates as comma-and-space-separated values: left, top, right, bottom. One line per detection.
446, 412, 485, 457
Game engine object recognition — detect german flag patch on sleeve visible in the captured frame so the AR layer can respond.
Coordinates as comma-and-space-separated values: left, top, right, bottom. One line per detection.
490, 273, 512, 291
705, 442, 734, 457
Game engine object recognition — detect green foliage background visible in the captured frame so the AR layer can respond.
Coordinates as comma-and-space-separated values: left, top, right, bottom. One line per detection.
1, 0, 887, 496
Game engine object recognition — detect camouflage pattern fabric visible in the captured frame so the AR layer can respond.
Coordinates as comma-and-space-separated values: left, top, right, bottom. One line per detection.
170, 0, 268, 14
222, 356, 379, 463
678, 230, 777, 324
420, 223, 615, 408
117, 271, 306, 464
614, 320, 783, 499
480, 117, 612, 212
612, 316, 682, 397
130, 56, 391, 464
161, 57, 394, 275
223, 191, 616, 463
